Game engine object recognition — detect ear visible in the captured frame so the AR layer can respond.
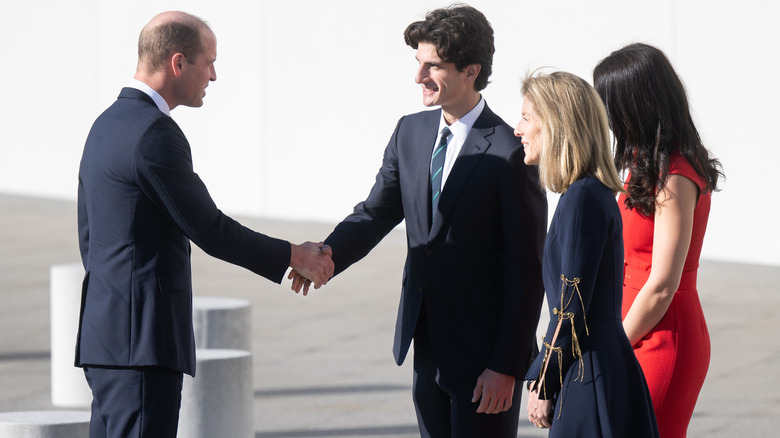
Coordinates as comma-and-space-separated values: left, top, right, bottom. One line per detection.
170, 53, 186, 77
464, 64, 481, 83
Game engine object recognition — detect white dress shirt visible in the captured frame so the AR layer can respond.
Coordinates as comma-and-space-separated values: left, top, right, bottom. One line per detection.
432, 97, 486, 187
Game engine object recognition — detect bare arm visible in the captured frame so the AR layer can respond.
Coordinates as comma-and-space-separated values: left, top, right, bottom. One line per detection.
623, 174, 698, 345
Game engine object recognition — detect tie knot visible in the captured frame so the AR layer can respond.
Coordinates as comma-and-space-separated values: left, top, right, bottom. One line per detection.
440, 127, 451, 143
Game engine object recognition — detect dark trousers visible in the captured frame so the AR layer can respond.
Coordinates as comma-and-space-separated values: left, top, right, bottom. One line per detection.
83, 366, 184, 438
412, 321, 523, 438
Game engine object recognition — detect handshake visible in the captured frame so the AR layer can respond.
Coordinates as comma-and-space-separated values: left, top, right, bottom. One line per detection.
288, 241, 334, 296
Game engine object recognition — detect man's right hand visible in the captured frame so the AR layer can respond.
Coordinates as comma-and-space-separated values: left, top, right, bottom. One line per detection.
288, 242, 333, 294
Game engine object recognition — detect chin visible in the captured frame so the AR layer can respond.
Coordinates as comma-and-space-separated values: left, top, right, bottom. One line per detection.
421, 93, 439, 107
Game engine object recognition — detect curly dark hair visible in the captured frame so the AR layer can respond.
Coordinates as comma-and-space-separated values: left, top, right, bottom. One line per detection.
593, 43, 724, 216
403, 4, 494, 91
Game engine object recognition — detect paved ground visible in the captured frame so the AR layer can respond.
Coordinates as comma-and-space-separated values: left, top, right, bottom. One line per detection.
1, 193, 778, 437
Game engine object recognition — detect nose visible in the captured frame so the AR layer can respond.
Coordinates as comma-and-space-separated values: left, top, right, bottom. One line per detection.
514, 122, 523, 138
210, 64, 217, 82
414, 65, 426, 85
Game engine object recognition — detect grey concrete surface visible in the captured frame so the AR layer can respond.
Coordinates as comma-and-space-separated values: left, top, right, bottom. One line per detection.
1, 193, 778, 437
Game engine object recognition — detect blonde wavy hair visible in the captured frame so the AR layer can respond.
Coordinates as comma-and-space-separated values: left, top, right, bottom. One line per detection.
521, 71, 623, 194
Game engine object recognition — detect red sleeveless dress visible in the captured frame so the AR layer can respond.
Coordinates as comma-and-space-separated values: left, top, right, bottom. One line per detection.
620, 152, 711, 437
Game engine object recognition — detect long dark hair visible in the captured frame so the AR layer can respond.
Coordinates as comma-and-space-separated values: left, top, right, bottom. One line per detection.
593, 43, 723, 216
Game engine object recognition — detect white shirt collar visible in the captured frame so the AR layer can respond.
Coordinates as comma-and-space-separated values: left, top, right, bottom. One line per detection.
437, 96, 485, 141
128, 79, 171, 116
433, 97, 486, 186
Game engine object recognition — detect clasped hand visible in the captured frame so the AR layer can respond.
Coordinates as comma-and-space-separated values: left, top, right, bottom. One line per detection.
526, 383, 554, 429
288, 241, 333, 295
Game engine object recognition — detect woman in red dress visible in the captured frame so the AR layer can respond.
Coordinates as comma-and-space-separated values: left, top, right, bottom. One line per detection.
593, 43, 724, 437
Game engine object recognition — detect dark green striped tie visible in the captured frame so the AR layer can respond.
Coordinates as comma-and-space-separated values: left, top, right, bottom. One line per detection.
431, 126, 451, 221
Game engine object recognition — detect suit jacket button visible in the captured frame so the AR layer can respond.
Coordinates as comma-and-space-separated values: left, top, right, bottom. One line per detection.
425, 250, 433, 256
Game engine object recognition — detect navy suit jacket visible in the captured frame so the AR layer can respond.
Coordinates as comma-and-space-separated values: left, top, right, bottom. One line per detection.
325, 104, 548, 383
76, 88, 290, 376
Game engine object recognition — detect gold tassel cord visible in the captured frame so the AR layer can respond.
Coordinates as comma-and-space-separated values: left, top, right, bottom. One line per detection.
560, 275, 589, 337
536, 274, 590, 419
539, 339, 563, 400
558, 275, 589, 383
554, 309, 585, 383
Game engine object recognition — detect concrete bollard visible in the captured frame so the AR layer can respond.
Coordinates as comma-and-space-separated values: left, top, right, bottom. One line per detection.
49, 263, 91, 408
192, 296, 251, 351
177, 349, 253, 438
0, 410, 90, 438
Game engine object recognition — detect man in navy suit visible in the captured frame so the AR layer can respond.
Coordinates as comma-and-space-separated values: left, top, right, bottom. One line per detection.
291, 5, 547, 437
76, 11, 334, 437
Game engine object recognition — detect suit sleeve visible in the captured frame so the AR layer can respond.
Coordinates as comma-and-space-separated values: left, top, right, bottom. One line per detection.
324, 117, 407, 274
526, 186, 606, 398
487, 144, 548, 377
77, 179, 89, 269
134, 117, 290, 283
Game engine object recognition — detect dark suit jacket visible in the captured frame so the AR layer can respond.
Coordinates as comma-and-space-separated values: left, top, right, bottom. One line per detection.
76, 87, 290, 376
325, 104, 548, 383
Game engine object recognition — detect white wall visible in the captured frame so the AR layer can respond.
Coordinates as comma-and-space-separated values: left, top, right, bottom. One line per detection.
1, 0, 777, 266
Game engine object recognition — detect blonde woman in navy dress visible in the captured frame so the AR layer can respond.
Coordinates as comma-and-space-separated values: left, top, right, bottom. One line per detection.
516, 71, 658, 436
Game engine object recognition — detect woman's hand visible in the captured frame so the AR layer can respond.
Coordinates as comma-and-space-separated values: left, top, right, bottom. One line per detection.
527, 384, 554, 429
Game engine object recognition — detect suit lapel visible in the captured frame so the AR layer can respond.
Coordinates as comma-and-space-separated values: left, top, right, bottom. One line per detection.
413, 112, 441, 231
428, 107, 497, 242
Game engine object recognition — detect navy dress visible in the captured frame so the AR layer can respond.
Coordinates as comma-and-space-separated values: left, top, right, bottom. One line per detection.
525, 177, 658, 437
